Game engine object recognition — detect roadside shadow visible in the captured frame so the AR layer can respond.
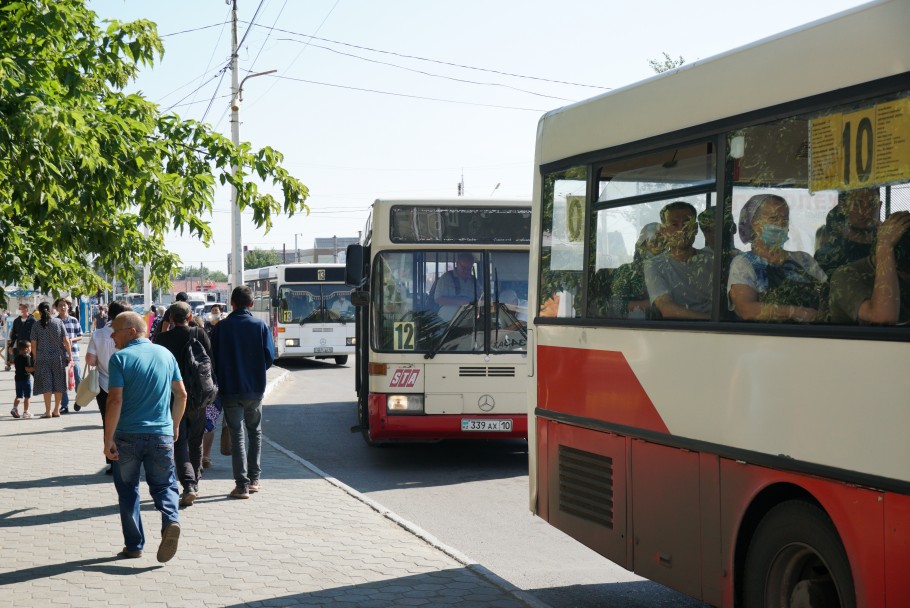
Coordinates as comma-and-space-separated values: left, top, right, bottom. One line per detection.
0, 556, 160, 586
0, 503, 119, 528
529, 581, 710, 608
2, 424, 101, 438
223, 567, 525, 608
0, 472, 112, 491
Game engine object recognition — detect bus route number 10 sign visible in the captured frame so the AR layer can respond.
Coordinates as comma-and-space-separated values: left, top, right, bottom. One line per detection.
809, 97, 910, 193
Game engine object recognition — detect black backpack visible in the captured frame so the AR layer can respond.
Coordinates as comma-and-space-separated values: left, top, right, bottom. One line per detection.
180, 331, 218, 410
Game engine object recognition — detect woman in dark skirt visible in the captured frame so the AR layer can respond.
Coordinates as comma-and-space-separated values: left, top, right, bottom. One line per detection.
30, 302, 71, 418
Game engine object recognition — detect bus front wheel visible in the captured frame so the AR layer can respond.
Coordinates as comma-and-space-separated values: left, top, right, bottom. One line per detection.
743, 500, 855, 608
334, 355, 348, 365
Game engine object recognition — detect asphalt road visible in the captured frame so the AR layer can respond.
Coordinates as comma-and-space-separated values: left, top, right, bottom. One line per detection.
263, 358, 708, 608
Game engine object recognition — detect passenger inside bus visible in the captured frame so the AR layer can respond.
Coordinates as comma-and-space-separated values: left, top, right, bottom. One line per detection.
607, 222, 662, 319
814, 188, 882, 275
432, 252, 480, 321
828, 210, 910, 325
643, 202, 713, 320
728, 194, 827, 322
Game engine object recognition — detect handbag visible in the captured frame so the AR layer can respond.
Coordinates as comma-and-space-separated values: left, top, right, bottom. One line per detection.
75, 364, 100, 407
220, 424, 232, 456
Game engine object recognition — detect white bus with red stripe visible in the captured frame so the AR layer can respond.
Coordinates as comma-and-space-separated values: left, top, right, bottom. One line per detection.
529, 2, 910, 607
345, 198, 531, 444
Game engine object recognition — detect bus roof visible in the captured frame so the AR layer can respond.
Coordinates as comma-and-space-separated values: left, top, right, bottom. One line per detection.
535, 0, 910, 168
369, 198, 529, 208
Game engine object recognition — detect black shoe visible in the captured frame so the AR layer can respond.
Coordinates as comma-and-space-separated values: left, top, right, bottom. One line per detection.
74, 404, 81, 412
60, 406, 69, 414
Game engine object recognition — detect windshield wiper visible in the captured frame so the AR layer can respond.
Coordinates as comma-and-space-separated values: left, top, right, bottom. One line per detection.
424, 303, 473, 360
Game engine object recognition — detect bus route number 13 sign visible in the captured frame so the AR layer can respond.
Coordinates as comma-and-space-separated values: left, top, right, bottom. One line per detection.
809, 97, 910, 193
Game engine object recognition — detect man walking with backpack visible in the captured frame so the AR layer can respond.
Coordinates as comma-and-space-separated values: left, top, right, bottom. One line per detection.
155, 302, 217, 507
211, 286, 274, 499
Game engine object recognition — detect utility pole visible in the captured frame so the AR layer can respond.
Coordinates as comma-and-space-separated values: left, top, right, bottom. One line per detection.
229, 0, 242, 289
228, 0, 275, 288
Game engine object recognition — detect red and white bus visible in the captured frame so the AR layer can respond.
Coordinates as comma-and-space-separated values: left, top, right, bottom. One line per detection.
345, 198, 531, 444
528, 2, 910, 607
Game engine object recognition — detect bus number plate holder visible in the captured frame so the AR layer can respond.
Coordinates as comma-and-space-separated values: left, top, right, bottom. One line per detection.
461, 419, 512, 432
314, 347, 333, 353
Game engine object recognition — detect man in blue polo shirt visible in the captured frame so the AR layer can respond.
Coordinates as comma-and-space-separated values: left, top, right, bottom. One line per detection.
103, 311, 187, 563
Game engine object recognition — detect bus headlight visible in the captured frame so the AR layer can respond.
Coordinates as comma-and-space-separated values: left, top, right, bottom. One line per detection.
386, 394, 424, 414
346, 337, 356, 346
285, 338, 300, 347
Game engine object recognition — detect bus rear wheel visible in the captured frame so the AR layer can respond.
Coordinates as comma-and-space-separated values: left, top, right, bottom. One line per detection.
334, 355, 348, 365
743, 500, 855, 608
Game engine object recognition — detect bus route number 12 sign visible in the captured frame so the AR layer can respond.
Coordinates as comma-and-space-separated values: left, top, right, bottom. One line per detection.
809, 97, 910, 193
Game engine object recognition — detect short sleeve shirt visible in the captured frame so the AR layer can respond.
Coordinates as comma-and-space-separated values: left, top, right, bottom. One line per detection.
643, 249, 714, 314
60, 316, 82, 362
108, 338, 182, 435
86, 326, 117, 391
727, 251, 827, 308
828, 257, 910, 324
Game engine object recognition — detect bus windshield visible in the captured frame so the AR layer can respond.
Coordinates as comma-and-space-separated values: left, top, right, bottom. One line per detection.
279, 284, 354, 324
374, 250, 528, 354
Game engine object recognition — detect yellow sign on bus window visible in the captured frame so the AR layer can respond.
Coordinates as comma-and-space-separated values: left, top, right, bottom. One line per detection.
283, 309, 292, 323
393, 321, 416, 351
810, 98, 910, 192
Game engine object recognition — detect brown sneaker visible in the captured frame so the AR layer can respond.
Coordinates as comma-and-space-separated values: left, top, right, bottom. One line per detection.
230, 486, 250, 499
157, 522, 180, 563
249, 481, 261, 493
117, 548, 143, 559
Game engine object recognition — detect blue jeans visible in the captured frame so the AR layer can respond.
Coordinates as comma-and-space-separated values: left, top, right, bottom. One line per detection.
222, 398, 263, 488
61, 364, 81, 407
112, 433, 180, 552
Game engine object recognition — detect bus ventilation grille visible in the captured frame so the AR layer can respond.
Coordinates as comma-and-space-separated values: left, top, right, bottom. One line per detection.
459, 366, 516, 377
558, 445, 613, 529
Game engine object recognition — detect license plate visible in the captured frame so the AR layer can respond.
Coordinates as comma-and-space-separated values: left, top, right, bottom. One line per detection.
461, 419, 513, 432
314, 346, 333, 353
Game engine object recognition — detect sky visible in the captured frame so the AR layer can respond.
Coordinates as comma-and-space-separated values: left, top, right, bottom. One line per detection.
91, 0, 872, 274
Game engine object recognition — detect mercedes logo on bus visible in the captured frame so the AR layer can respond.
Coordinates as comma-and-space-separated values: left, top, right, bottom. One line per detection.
478, 394, 495, 412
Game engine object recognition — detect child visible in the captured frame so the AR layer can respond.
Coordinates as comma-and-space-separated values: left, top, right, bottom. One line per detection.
11, 340, 35, 419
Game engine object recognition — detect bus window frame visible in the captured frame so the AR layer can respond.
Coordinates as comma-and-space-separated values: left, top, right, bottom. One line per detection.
534, 74, 910, 343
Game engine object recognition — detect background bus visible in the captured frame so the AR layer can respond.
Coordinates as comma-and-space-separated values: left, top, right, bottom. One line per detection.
529, 3, 909, 607
245, 263, 355, 364
345, 198, 531, 445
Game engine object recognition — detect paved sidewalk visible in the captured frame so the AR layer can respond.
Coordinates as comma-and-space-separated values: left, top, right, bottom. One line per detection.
0, 363, 530, 607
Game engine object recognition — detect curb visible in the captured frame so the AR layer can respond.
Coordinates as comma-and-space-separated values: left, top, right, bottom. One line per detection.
262, 436, 553, 608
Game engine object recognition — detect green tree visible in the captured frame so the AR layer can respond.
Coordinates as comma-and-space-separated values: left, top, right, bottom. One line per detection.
0, 0, 309, 302
175, 264, 227, 283
648, 52, 685, 74
244, 249, 280, 270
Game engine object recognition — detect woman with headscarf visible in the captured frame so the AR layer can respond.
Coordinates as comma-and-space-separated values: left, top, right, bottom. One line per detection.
30, 301, 72, 417
728, 194, 827, 322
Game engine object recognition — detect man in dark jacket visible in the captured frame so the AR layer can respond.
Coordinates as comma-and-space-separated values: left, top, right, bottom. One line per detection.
211, 286, 274, 499
155, 301, 213, 507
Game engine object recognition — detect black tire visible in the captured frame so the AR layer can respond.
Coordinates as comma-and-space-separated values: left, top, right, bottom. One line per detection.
743, 500, 855, 608
334, 355, 348, 365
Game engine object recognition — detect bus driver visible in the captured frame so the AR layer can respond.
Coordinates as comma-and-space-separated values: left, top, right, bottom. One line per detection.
433, 252, 480, 321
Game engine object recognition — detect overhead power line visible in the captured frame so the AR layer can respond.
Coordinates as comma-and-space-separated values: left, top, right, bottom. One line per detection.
248, 22, 610, 91
275, 38, 574, 102
272, 74, 546, 112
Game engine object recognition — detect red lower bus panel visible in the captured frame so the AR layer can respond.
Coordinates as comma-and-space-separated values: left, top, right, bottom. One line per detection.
538, 419, 904, 607
719, 459, 888, 608
885, 492, 910, 601
367, 394, 527, 441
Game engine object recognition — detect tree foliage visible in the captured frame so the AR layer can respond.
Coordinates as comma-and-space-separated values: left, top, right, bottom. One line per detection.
648, 52, 686, 74
0, 0, 309, 301
176, 265, 227, 283
244, 249, 280, 270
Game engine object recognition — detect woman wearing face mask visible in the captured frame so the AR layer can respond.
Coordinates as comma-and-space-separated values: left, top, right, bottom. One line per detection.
728, 194, 827, 322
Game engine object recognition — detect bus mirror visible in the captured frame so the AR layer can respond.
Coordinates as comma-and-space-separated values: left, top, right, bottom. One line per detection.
272, 297, 279, 308
345, 244, 365, 286
351, 289, 370, 307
